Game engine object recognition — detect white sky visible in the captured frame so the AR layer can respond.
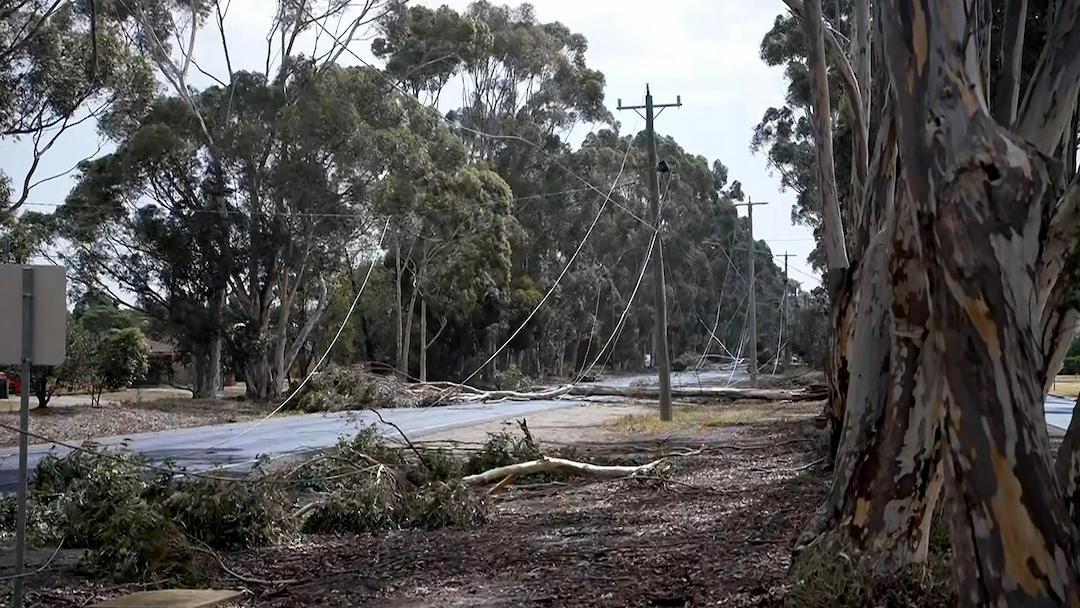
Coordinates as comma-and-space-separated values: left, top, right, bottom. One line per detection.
1, 0, 820, 288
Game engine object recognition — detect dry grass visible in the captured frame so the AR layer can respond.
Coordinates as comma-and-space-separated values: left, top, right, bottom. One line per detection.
610, 401, 812, 434
0, 399, 273, 448
1050, 375, 1080, 398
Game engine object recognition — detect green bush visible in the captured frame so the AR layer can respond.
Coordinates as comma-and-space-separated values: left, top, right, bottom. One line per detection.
464, 429, 541, 476
671, 352, 701, 372
494, 362, 530, 391
295, 365, 424, 412
2, 449, 291, 583
99, 328, 151, 391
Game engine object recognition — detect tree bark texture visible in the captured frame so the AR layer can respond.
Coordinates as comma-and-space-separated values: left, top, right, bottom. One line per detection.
790, 0, 1080, 603
420, 298, 428, 383
875, 0, 1080, 603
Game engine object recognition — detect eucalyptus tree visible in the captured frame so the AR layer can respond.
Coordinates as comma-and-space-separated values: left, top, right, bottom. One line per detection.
0, 0, 155, 261
773, 0, 1080, 603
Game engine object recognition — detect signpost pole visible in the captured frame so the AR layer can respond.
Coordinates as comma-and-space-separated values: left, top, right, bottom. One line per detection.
12, 267, 33, 608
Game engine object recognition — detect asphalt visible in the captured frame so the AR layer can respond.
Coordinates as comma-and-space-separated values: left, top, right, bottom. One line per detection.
0, 369, 1073, 493
0, 399, 578, 493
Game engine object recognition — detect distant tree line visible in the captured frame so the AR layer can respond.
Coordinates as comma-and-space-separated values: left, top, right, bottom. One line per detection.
0, 1, 816, 402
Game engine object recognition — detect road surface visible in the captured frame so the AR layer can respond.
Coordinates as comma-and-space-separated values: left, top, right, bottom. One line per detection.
0, 369, 1072, 493
0, 399, 579, 493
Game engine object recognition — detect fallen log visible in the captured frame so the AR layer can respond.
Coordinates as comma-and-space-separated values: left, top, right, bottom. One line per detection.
451, 385, 574, 403
462, 455, 665, 485
565, 384, 825, 402
424, 380, 826, 405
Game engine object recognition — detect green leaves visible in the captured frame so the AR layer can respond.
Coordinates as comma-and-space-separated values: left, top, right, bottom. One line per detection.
99, 327, 151, 391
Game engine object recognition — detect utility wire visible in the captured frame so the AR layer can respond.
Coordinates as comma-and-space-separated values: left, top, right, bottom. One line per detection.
574, 172, 673, 384
206, 217, 390, 449
423, 113, 641, 407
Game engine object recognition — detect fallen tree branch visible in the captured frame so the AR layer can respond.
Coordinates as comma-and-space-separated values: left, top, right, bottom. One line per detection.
463, 455, 666, 485
426, 382, 824, 404
565, 384, 825, 401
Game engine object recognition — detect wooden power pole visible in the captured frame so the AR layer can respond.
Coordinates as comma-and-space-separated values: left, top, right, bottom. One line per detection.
617, 85, 681, 421
777, 251, 795, 371
735, 198, 767, 387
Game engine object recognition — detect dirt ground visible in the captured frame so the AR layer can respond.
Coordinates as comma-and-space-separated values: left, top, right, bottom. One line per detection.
25, 398, 827, 608
0, 398, 271, 448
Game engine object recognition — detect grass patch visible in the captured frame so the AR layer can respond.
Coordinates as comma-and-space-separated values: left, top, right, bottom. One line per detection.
610, 404, 773, 434
1050, 375, 1080, 398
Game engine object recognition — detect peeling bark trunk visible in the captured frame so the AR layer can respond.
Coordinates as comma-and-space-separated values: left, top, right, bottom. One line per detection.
803, 0, 853, 469
879, 0, 1080, 603
401, 276, 419, 380
394, 240, 404, 376
420, 298, 428, 383
995, 0, 1028, 126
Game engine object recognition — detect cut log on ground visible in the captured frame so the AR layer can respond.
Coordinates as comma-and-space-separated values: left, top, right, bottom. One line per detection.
462, 455, 666, 485
564, 384, 825, 402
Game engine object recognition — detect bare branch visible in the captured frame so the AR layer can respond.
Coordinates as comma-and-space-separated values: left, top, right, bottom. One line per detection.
216, 0, 234, 81
28, 140, 105, 192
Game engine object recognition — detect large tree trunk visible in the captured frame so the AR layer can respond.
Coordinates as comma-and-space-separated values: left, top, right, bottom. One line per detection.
419, 298, 428, 383
395, 240, 404, 376
877, 0, 1080, 602
401, 274, 419, 380
802, 0, 853, 468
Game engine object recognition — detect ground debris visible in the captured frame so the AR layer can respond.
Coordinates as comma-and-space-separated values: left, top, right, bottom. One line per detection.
24, 401, 829, 607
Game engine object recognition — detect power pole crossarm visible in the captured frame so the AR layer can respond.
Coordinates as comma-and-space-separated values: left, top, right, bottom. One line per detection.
617, 84, 681, 422
734, 198, 768, 387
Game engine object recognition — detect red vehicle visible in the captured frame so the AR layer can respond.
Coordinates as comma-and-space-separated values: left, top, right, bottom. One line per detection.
0, 372, 17, 397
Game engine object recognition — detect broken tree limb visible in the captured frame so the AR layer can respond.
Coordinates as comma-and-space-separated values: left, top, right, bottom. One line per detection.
565, 384, 825, 402
462, 455, 666, 486
408, 380, 826, 405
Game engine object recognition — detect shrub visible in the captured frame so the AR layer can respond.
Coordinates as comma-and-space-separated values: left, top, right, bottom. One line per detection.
295, 364, 420, 412
494, 362, 530, 391
464, 429, 541, 476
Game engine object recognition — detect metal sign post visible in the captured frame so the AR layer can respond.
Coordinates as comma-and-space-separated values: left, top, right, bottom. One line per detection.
12, 268, 32, 608
0, 265, 66, 608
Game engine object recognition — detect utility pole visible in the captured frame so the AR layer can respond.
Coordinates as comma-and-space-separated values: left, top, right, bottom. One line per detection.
735, 198, 767, 387
777, 251, 796, 371
617, 85, 681, 421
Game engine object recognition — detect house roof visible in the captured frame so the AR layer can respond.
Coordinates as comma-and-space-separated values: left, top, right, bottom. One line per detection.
146, 339, 176, 356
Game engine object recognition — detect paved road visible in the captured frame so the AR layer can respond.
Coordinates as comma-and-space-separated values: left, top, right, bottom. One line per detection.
0, 400, 579, 493
0, 369, 1072, 493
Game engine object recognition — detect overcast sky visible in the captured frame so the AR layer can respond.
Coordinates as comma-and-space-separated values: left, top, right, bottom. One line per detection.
1, 0, 819, 287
